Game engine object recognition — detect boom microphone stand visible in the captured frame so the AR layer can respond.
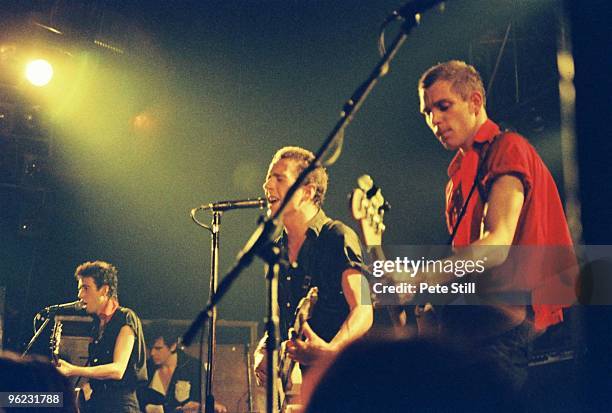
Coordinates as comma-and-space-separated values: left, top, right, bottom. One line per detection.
22, 314, 52, 358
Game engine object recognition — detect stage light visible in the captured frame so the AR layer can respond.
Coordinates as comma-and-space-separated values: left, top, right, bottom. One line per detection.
25, 59, 54, 87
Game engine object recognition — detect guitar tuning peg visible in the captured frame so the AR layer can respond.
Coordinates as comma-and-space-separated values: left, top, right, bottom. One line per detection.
372, 190, 384, 206
358, 175, 373, 191
366, 185, 380, 199
360, 196, 369, 211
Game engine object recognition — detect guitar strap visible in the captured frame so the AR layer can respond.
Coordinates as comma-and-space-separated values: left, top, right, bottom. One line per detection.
446, 132, 506, 246
417, 133, 507, 331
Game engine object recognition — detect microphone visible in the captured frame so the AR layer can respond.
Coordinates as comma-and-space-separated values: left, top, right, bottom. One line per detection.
195, 197, 266, 213
42, 300, 85, 313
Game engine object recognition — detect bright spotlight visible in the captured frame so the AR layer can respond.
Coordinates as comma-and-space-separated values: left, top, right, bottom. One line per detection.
25, 59, 54, 87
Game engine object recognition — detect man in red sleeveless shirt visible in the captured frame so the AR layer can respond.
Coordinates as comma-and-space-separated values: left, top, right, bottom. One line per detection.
411, 60, 576, 391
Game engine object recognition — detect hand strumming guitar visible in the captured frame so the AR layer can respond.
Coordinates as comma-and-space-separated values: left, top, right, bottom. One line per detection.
285, 322, 336, 366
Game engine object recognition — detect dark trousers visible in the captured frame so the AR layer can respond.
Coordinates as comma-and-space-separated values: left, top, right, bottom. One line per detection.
85, 387, 140, 413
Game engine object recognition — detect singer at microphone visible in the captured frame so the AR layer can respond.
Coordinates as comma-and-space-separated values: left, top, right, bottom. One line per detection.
253, 146, 373, 387
55, 260, 147, 412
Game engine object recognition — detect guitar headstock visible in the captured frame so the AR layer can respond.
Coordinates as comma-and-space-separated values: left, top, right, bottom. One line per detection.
295, 287, 319, 325
50, 320, 63, 365
350, 175, 389, 247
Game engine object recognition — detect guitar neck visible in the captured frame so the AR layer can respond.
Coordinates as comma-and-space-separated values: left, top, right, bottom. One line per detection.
279, 321, 305, 387
366, 244, 408, 327
279, 352, 296, 388
367, 245, 386, 262
50, 321, 62, 366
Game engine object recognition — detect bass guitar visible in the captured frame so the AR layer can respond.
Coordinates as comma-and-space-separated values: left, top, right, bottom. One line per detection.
349, 175, 410, 328
350, 174, 437, 335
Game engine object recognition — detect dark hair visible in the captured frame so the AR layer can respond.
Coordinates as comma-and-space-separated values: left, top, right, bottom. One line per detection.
268, 146, 328, 207
145, 320, 181, 347
418, 60, 487, 107
74, 260, 118, 299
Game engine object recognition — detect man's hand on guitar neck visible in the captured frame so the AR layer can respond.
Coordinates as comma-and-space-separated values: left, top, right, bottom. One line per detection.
286, 322, 336, 366
55, 358, 76, 377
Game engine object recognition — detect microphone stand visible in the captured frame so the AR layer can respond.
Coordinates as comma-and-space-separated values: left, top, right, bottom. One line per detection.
182, 3, 441, 412
22, 311, 53, 358
204, 211, 221, 413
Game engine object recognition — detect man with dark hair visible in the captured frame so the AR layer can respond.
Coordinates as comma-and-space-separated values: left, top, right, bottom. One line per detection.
137, 321, 226, 413
56, 260, 147, 413
254, 146, 373, 392
402, 60, 575, 390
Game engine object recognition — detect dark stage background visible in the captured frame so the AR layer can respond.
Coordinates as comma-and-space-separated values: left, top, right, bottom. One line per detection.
0, 0, 609, 370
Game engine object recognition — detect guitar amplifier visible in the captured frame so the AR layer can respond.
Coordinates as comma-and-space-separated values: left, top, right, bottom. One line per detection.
53, 315, 93, 367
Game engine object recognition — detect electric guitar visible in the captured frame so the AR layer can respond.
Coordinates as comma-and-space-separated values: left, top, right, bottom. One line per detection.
277, 286, 319, 412
50, 318, 90, 412
349, 175, 408, 327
